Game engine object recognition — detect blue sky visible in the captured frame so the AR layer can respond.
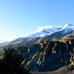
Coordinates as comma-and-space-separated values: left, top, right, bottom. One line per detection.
0, 0, 74, 41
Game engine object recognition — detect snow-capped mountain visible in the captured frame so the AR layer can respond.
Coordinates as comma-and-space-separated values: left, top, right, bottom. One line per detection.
29, 24, 74, 38
0, 24, 74, 50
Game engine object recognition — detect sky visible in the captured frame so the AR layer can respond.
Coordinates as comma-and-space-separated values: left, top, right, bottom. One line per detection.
0, 0, 74, 41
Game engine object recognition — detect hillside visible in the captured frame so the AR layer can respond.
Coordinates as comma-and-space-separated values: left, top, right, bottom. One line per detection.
32, 65, 74, 74
1, 39, 74, 72
0, 24, 74, 73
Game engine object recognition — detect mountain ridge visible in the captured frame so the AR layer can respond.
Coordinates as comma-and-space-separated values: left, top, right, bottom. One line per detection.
0, 24, 74, 49
0, 24, 74, 72
29, 24, 74, 38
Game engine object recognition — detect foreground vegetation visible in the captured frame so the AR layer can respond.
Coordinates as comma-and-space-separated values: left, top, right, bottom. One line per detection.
0, 47, 31, 74
0, 39, 74, 73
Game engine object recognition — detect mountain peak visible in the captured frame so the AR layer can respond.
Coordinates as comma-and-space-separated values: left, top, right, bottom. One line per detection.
61, 24, 74, 30
64, 24, 74, 27
29, 25, 62, 38
34, 26, 53, 33
29, 24, 74, 38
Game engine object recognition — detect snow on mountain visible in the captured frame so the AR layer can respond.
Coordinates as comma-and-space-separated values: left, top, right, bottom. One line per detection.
61, 24, 74, 35
29, 24, 74, 38
61, 24, 74, 30
29, 26, 62, 38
